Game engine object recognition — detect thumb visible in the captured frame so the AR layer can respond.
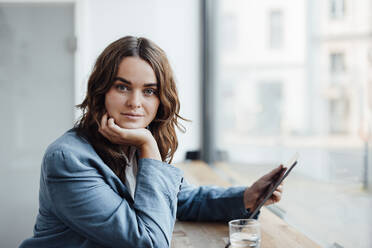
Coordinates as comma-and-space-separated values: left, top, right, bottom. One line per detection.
263, 164, 284, 180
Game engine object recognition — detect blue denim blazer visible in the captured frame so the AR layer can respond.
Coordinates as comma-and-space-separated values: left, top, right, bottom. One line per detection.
20, 129, 254, 248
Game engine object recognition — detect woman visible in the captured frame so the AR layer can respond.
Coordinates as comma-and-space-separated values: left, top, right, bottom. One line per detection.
20, 36, 284, 248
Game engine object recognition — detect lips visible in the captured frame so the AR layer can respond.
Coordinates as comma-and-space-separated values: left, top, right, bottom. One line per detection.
120, 113, 144, 120
121, 112, 144, 117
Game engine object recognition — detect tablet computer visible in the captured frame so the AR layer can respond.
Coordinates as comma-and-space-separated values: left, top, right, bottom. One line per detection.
248, 153, 299, 218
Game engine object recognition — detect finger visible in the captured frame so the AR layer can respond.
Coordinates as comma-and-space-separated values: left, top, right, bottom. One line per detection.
264, 164, 284, 179
99, 114, 114, 139
272, 191, 281, 202
265, 190, 282, 205
265, 191, 281, 205
276, 185, 283, 193
102, 118, 118, 139
107, 117, 116, 129
107, 118, 122, 133
100, 113, 108, 131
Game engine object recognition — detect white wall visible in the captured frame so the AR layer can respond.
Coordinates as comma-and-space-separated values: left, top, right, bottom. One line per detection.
0, 0, 201, 162
75, 0, 201, 162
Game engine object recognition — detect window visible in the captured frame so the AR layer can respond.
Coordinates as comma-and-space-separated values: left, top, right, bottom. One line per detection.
220, 13, 238, 52
329, 97, 349, 134
214, 1, 371, 247
256, 82, 283, 135
330, 0, 345, 19
330, 52, 345, 74
269, 10, 283, 49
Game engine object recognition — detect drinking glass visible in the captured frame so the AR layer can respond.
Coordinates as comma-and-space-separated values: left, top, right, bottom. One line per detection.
228, 219, 261, 248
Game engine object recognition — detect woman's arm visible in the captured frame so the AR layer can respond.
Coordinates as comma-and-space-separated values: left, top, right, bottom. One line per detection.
176, 166, 285, 222
176, 179, 252, 222
44, 149, 183, 247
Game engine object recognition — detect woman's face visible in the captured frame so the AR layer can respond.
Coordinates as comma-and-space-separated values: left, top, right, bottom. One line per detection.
104, 56, 160, 129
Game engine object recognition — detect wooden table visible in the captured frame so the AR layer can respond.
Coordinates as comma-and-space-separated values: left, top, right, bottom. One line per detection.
171, 161, 321, 248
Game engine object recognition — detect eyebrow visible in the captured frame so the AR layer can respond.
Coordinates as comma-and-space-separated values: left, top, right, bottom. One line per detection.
113, 77, 157, 87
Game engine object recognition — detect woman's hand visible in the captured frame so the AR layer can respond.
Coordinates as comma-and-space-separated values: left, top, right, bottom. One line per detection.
99, 113, 152, 146
98, 113, 161, 160
243, 165, 286, 210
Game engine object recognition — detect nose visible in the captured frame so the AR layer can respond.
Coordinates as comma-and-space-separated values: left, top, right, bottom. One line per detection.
126, 90, 142, 109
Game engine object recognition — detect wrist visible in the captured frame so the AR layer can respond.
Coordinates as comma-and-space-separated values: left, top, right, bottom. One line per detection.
243, 187, 255, 209
140, 139, 161, 161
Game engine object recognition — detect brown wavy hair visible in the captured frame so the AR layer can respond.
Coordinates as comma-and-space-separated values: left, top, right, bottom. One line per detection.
75, 36, 186, 179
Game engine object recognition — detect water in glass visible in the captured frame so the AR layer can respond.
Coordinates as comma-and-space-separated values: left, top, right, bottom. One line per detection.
230, 232, 261, 248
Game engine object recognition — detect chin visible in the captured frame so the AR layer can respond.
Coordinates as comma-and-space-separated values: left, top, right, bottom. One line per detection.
118, 122, 146, 129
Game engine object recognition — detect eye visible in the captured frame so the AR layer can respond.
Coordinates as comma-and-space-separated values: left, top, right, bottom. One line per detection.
115, 84, 129, 92
144, 88, 157, 96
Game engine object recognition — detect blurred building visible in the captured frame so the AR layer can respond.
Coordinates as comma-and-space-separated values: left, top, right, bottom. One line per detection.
310, 0, 372, 188
216, 0, 372, 184
218, 0, 307, 137
218, 0, 372, 137
310, 0, 372, 137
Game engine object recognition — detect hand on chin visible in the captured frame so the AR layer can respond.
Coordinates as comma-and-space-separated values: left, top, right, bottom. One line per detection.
99, 113, 153, 147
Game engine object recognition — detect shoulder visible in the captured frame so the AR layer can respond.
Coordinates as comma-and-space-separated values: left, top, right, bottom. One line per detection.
45, 129, 95, 158
46, 128, 87, 150
42, 129, 102, 175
